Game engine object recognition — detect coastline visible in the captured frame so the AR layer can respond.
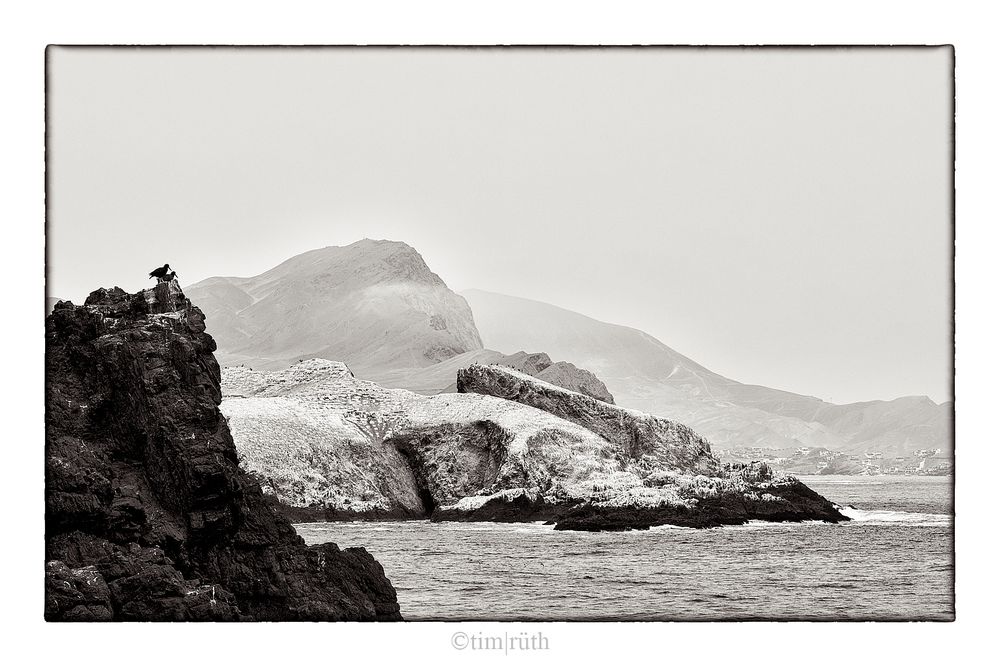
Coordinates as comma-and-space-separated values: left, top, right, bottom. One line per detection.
274, 473, 848, 531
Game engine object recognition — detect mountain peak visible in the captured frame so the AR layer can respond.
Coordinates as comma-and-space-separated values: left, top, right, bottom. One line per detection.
258, 239, 442, 288
349, 237, 415, 249
329, 238, 423, 260
186, 241, 483, 375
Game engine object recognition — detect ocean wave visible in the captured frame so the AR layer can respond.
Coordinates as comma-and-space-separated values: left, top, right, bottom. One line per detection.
838, 506, 952, 525
808, 480, 888, 485
646, 524, 697, 533
442, 521, 556, 532
718, 520, 784, 530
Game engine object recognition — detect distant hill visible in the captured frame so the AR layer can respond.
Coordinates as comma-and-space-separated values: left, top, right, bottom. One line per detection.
461, 289, 952, 459
186, 239, 483, 376
189, 240, 614, 404
183, 239, 950, 461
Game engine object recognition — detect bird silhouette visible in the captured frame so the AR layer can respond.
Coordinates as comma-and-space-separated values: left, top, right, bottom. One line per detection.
148, 264, 173, 282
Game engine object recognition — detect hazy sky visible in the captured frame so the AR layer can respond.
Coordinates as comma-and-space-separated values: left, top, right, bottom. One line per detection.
48, 47, 953, 404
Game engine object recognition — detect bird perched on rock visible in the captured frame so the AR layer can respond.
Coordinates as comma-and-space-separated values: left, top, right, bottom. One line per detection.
148, 264, 173, 282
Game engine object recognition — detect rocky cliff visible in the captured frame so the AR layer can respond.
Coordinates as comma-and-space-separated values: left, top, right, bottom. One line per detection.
223, 360, 846, 531
458, 364, 711, 471
453, 364, 847, 529
221, 360, 618, 520
45, 281, 400, 621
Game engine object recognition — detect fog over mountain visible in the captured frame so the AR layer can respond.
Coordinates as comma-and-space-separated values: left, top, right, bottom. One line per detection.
187, 240, 950, 459
186, 239, 483, 376
48, 47, 952, 406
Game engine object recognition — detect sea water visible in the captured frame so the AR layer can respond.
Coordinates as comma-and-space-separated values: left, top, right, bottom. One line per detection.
295, 475, 953, 621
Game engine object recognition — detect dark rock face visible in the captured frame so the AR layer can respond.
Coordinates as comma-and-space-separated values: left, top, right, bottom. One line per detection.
457, 364, 716, 473
553, 463, 848, 531
45, 281, 400, 621
433, 490, 558, 523
388, 420, 512, 511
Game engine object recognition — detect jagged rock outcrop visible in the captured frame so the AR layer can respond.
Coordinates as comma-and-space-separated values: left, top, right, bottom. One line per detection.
222, 359, 846, 531
221, 360, 618, 520
552, 461, 848, 530
45, 281, 400, 621
453, 364, 847, 530
457, 364, 714, 473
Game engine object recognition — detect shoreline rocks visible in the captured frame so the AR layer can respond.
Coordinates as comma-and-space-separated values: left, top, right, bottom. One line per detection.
420, 462, 848, 531
222, 360, 847, 532
552, 474, 849, 531
46, 282, 401, 621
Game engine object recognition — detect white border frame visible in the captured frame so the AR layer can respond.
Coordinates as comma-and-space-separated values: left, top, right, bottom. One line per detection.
4, 1, 996, 664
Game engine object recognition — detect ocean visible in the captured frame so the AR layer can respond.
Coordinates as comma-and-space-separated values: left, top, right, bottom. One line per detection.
296, 475, 953, 621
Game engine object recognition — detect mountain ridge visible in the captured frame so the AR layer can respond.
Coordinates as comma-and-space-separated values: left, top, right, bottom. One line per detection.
182, 240, 949, 462
460, 288, 952, 459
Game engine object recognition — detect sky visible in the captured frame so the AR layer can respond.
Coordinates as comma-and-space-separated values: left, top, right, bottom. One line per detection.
47, 46, 953, 404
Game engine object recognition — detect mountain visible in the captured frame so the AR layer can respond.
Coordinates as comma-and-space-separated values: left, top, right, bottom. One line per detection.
460, 289, 952, 460
185, 239, 950, 462
186, 239, 483, 375
222, 359, 845, 530
189, 239, 615, 403
45, 281, 399, 620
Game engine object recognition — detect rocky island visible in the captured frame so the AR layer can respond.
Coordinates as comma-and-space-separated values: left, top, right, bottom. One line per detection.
45, 281, 400, 621
222, 359, 847, 531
